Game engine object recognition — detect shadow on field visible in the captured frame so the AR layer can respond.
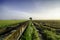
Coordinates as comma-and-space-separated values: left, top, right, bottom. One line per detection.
33, 23, 47, 40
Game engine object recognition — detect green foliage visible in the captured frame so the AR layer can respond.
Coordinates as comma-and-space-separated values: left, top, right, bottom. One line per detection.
21, 21, 40, 40
43, 30, 60, 40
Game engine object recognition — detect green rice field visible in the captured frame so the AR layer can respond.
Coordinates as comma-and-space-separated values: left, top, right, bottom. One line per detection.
0, 20, 26, 28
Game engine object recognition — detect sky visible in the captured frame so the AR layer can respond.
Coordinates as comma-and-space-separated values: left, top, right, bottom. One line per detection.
0, 0, 60, 20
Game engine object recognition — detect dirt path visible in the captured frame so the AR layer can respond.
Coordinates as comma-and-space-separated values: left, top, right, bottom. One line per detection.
0, 21, 28, 40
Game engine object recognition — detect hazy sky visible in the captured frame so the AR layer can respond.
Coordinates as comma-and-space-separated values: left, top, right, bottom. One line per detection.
0, 0, 60, 20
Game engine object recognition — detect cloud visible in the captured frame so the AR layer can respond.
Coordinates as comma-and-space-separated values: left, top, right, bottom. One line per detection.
1, 1, 60, 20
0, 7, 31, 20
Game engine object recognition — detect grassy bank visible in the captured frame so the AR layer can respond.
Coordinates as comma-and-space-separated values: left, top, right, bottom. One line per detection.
20, 20, 40, 40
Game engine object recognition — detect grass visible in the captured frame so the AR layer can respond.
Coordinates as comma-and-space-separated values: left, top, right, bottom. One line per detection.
33, 20, 60, 29
33, 20, 60, 40
20, 20, 40, 40
0, 20, 26, 28
43, 30, 60, 40
1, 20, 60, 40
